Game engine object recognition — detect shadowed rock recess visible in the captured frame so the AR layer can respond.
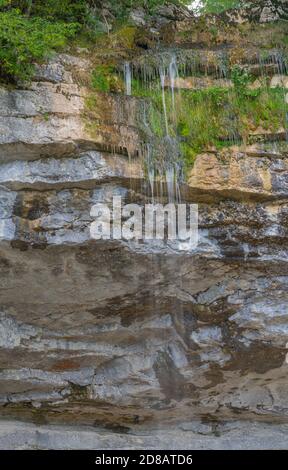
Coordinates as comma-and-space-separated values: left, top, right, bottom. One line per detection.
0, 2, 288, 450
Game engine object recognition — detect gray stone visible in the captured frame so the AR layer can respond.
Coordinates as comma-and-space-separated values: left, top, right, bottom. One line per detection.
1, 420, 288, 450
0, 14, 288, 449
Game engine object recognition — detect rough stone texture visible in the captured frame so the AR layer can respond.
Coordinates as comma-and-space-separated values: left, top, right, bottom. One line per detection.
129, 3, 193, 31
164, 76, 233, 90
221, 1, 288, 24
0, 54, 145, 163
164, 75, 288, 91
0, 12, 288, 450
1, 420, 288, 450
188, 146, 288, 200
0, 151, 143, 190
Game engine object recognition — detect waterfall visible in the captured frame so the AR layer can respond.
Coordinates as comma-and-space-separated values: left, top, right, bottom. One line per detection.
146, 143, 155, 201
243, 243, 249, 262
168, 54, 179, 120
126, 53, 221, 205
124, 62, 132, 96
143, 102, 149, 128
165, 166, 175, 203
148, 167, 155, 202
159, 66, 169, 136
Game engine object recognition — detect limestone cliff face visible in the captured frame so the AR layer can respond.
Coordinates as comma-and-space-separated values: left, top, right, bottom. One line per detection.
0, 7, 288, 449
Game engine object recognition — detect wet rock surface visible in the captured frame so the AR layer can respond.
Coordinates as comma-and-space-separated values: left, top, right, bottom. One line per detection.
0, 7, 288, 450
1, 419, 288, 450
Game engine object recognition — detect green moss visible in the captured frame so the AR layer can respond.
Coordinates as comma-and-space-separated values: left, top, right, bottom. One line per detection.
202, 0, 241, 14
91, 66, 111, 92
0, 8, 78, 82
179, 86, 286, 162
91, 23, 137, 56
112, 25, 137, 50
83, 92, 100, 138
180, 142, 199, 167
134, 81, 287, 171
85, 93, 98, 112
91, 65, 123, 93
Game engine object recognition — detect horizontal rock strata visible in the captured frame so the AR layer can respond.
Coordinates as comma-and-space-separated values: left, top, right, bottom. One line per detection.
0, 10, 288, 449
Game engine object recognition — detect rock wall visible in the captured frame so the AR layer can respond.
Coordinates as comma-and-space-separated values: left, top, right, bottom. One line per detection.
0, 7, 288, 449
243, 1, 288, 23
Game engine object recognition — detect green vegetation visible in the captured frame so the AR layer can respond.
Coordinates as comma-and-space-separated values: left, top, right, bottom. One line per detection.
91, 67, 112, 93
0, 7, 78, 81
176, 86, 286, 167
1, 0, 286, 175
132, 75, 287, 169
105, 0, 190, 18
0, 1, 191, 82
201, 0, 241, 14
1, 1, 285, 84
91, 65, 123, 93
231, 65, 253, 94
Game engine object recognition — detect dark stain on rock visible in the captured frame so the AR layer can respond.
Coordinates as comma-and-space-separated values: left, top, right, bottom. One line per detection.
226, 343, 286, 375
0, 256, 11, 269
153, 351, 193, 402
31, 242, 47, 250
13, 192, 49, 221
204, 364, 225, 389
69, 383, 89, 401
50, 359, 81, 372
93, 420, 130, 434
10, 240, 29, 251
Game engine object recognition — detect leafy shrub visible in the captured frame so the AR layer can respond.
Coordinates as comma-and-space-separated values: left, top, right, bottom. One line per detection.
0, 1, 192, 82
91, 65, 122, 93
106, 0, 190, 18
91, 66, 112, 92
134, 81, 287, 169
201, 0, 242, 14
1, 0, 89, 22
231, 65, 252, 94
0, 9, 78, 81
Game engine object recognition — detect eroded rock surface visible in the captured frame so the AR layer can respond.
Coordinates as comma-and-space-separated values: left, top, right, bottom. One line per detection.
0, 7, 288, 450
1, 420, 288, 450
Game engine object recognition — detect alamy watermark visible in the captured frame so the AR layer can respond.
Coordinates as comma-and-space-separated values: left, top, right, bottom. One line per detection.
90, 196, 198, 249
